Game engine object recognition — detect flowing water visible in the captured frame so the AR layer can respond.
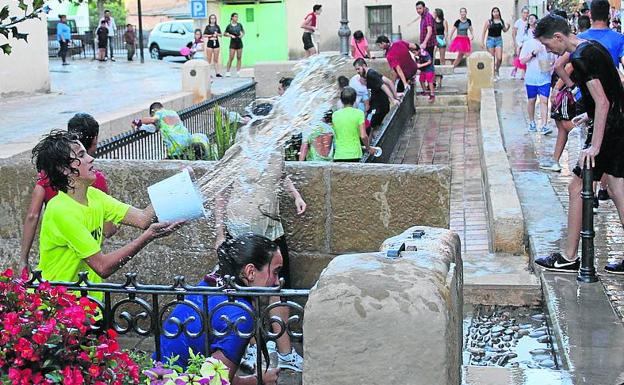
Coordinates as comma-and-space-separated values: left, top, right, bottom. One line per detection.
195, 55, 347, 207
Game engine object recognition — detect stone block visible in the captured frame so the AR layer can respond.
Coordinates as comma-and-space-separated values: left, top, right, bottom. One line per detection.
181, 59, 212, 103
288, 251, 336, 290
304, 227, 462, 385
280, 163, 329, 253
329, 163, 450, 254
479, 89, 525, 254
435, 65, 455, 76
467, 52, 493, 106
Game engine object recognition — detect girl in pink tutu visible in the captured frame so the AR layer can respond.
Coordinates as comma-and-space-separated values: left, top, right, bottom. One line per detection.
448, 7, 474, 68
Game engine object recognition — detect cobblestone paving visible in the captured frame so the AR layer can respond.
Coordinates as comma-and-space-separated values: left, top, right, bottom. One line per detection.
390, 106, 490, 257
497, 79, 624, 322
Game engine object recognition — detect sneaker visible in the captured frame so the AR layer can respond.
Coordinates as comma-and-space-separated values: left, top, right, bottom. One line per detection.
598, 188, 610, 201
240, 344, 257, 372
62, 62, 69, 66
605, 260, 624, 274
420, 91, 428, 96
535, 252, 580, 273
527, 121, 537, 132
539, 161, 562, 172
277, 347, 303, 372
428, 94, 435, 103
225, 72, 231, 77
216, 73, 223, 78
540, 125, 553, 135
110, 57, 116, 62
594, 196, 599, 209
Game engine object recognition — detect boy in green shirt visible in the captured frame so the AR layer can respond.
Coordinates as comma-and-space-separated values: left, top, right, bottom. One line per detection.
299, 110, 335, 161
32, 131, 184, 301
332, 87, 376, 162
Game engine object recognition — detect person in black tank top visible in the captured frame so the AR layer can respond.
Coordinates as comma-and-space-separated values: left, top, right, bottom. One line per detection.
481, 7, 510, 79
433, 8, 448, 64
203, 14, 222, 77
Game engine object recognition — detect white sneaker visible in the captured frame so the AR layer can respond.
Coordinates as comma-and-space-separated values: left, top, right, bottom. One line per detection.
277, 347, 304, 372
225, 71, 231, 77
240, 344, 257, 372
539, 161, 562, 172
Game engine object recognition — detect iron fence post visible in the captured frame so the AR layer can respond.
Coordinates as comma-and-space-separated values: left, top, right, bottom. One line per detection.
137, 0, 145, 63
578, 164, 598, 283
339, 0, 351, 56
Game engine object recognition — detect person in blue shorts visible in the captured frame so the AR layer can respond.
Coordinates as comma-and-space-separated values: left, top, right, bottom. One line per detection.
158, 234, 281, 384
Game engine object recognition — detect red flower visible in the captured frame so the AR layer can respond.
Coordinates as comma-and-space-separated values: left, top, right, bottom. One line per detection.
2, 268, 13, 278
8, 367, 32, 385
87, 364, 101, 377
32, 331, 47, 345
62, 366, 84, 385
3, 312, 21, 335
16, 338, 35, 360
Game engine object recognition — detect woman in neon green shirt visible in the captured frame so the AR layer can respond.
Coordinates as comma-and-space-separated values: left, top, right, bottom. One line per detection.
32, 131, 184, 300
332, 87, 376, 162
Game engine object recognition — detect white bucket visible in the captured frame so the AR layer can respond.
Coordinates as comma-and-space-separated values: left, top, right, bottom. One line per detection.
147, 169, 207, 222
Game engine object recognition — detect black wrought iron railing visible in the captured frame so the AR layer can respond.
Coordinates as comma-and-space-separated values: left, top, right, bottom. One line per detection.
26, 270, 308, 385
95, 82, 256, 160
49, 28, 150, 60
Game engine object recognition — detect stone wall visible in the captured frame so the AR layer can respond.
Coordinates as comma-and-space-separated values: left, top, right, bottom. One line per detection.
0, 159, 450, 288
303, 226, 463, 385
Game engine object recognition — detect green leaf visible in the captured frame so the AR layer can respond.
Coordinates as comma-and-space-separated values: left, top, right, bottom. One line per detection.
0, 44, 12, 55
16, 32, 28, 42
18, 1, 28, 12
0, 6, 9, 21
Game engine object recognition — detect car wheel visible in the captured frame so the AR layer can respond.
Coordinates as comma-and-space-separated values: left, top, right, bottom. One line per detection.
150, 44, 162, 60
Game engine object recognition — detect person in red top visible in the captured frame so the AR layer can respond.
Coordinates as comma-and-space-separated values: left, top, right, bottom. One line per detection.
376, 35, 418, 93
301, 4, 322, 57
20, 113, 114, 272
416, 1, 436, 59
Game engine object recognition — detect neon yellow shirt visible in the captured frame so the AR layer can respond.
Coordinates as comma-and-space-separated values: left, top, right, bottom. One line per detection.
38, 187, 130, 301
332, 107, 365, 160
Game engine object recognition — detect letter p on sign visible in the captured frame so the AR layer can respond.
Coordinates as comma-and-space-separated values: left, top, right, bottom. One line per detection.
190, 0, 206, 19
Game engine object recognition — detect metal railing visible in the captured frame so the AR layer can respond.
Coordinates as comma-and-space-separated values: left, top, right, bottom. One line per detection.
26, 270, 308, 384
95, 82, 256, 160
361, 86, 415, 163
49, 28, 150, 60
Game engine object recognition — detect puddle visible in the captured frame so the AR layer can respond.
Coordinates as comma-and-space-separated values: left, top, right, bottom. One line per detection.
463, 304, 559, 369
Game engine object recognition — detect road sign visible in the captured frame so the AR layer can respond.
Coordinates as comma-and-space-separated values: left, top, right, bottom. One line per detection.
190, 0, 207, 19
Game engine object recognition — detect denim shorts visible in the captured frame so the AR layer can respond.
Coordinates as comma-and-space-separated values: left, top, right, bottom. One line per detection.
486, 36, 503, 49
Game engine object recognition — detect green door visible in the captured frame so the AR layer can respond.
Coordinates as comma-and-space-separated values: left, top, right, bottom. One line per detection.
220, 1, 288, 67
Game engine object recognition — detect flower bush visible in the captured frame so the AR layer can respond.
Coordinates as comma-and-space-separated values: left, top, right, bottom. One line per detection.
0, 268, 139, 384
143, 350, 230, 385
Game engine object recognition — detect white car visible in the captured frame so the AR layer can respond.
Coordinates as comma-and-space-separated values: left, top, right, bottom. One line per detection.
148, 20, 201, 60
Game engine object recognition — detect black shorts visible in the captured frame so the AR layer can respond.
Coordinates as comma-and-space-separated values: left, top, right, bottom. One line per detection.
98, 41, 108, 49
229, 38, 243, 50
206, 39, 219, 49
303, 32, 314, 50
572, 122, 624, 181
369, 100, 390, 129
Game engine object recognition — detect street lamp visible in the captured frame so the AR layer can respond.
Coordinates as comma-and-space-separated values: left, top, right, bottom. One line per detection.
137, 0, 144, 63
338, 0, 351, 56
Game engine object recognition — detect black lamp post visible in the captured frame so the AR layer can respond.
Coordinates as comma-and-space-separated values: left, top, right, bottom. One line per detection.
137, 0, 144, 63
578, 165, 598, 283
338, 0, 351, 55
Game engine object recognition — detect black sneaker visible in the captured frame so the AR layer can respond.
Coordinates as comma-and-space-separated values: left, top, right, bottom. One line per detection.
535, 252, 580, 273
593, 196, 599, 214
605, 260, 624, 274
598, 188, 610, 201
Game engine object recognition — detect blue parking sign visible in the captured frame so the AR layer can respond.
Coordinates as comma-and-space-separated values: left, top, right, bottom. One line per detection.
190, 0, 206, 19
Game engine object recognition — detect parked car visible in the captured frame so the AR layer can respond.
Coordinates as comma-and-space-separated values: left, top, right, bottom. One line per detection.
148, 20, 198, 60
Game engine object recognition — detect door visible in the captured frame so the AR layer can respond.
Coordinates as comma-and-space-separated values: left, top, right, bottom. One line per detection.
220, 1, 288, 67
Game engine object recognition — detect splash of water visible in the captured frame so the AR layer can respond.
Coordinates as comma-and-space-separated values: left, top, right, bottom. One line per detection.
196, 55, 348, 202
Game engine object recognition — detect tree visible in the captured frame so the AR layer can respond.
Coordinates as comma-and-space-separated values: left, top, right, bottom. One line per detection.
549, 0, 581, 14
0, 0, 82, 55
89, 0, 126, 32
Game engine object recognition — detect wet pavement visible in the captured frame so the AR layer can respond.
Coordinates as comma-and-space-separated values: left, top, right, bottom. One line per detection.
495, 76, 624, 383
0, 58, 251, 157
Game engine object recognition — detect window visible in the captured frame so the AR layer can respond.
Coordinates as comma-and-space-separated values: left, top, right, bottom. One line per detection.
367, 6, 392, 41
159, 23, 172, 33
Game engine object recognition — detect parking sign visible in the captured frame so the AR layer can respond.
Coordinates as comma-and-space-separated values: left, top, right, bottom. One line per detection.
190, 0, 206, 19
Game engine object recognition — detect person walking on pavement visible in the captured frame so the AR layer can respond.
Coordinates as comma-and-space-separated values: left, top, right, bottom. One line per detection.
123, 24, 136, 61
533, 15, 624, 275
433, 8, 449, 65
224, 13, 244, 77
448, 7, 474, 69
415, 1, 436, 59
482, 7, 510, 80
512, 7, 531, 79
203, 14, 223, 77
56, 15, 71, 66
301, 4, 322, 57
100, 9, 116, 61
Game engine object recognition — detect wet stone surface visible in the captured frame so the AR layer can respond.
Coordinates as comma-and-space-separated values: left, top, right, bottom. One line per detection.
463, 305, 558, 369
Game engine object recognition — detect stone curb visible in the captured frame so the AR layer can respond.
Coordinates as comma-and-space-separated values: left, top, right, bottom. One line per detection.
479, 88, 525, 254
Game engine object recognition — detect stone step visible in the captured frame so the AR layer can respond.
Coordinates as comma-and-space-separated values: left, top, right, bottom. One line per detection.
414, 93, 466, 107
462, 366, 573, 385
415, 105, 467, 113
464, 253, 541, 306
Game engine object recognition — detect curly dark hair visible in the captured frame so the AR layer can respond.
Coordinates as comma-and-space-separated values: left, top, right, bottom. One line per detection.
67, 113, 99, 151
32, 130, 81, 193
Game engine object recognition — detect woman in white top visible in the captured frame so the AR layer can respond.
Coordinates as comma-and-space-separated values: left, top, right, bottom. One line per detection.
511, 7, 530, 79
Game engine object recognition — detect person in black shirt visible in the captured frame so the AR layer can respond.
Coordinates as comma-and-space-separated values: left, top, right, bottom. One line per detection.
96, 20, 109, 62
533, 14, 624, 274
224, 13, 244, 77
353, 58, 400, 132
203, 14, 222, 77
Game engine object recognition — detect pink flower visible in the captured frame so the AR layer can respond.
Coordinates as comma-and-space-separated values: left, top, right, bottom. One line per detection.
32, 331, 47, 345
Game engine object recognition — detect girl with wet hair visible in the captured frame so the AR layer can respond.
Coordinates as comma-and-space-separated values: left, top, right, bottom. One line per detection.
482, 7, 510, 80
158, 233, 281, 384
21, 114, 111, 272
